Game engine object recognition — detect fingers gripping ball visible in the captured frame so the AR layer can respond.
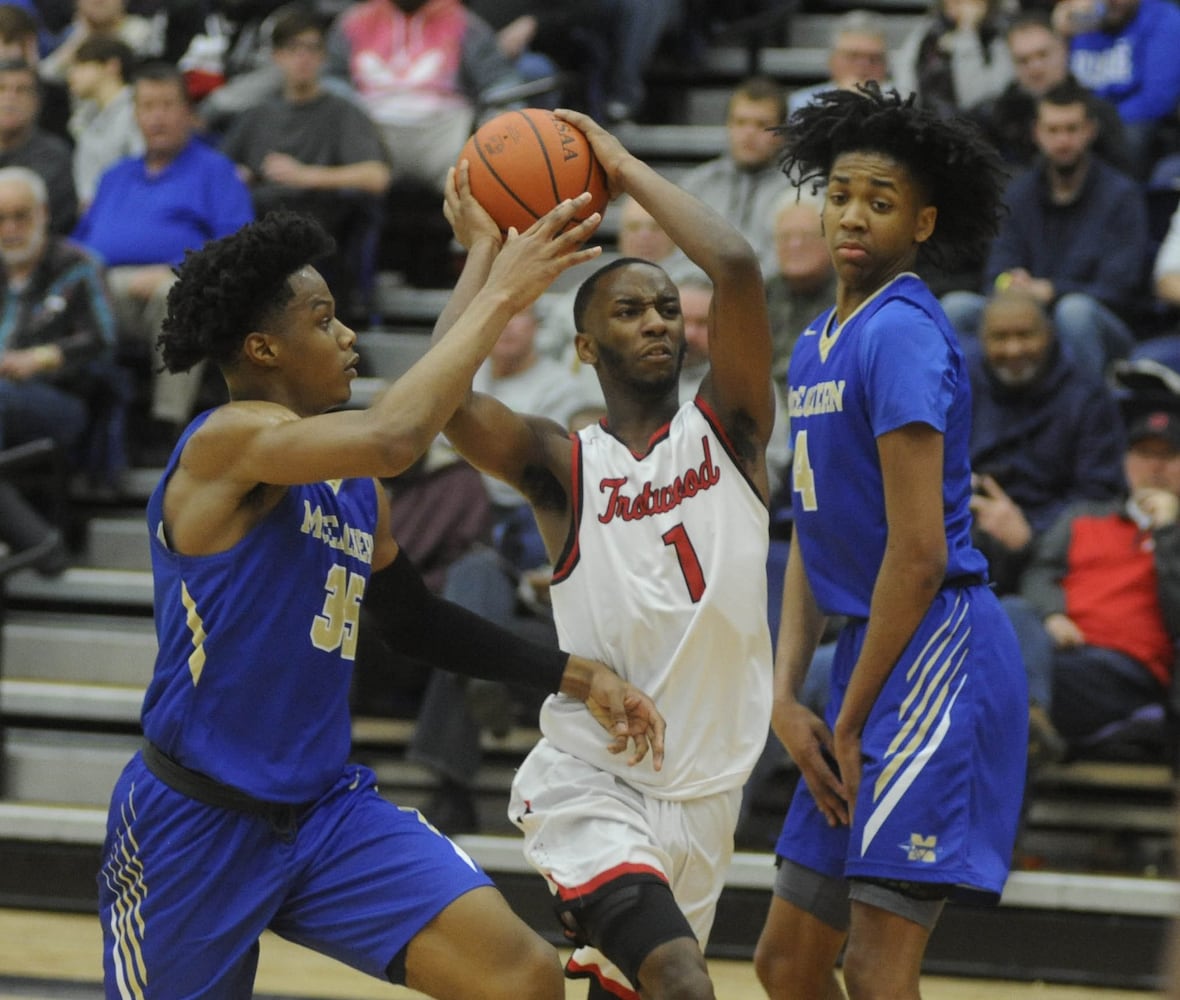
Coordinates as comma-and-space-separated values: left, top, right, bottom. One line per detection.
458, 108, 608, 234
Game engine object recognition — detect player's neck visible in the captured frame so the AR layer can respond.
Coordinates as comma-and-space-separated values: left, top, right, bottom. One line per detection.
602, 389, 679, 452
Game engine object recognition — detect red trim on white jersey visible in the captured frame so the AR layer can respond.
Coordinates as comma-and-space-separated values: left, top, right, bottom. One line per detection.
553, 860, 669, 901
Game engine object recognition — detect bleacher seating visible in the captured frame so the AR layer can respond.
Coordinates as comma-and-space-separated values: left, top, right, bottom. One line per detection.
1, 6, 1178, 987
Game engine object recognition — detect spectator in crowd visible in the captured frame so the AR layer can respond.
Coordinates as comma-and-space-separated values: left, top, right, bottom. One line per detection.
326, 0, 522, 194
1053, 0, 1180, 177
405, 302, 604, 834
40, 0, 156, 83
676, 274, 790, 498
787, 9, 891, 116
968, 288, 1127, 596
764, 191, 836, 388
73, 60, 252, 438
941, 80, 1149, 381
220, 4, 391, 322
65, 35, 142, 210
1004, 408, 1180, 759
0, 3, 70, 138
969, 11, 1131, 173
677, 76, 791, 276
464, 0, 608, 115
891, 0, 1014, 118
597, 0, 682, 124
1155, 198, 1180, 317
0, 166, 115, 574
0, 59, 76, 233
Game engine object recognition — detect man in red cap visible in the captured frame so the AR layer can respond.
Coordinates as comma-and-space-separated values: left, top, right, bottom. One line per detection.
1003, 408, 1180, 758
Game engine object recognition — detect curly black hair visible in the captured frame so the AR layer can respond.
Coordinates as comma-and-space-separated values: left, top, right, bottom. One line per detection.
159, 211, 336, 373
779, 83, 1008, 270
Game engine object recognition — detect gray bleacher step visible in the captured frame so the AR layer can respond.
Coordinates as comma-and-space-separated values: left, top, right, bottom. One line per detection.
1026, 797, 1174, 836
3, 730, 138, 807
78, 516, 150, 572
5, 566, 153, 611
788, 11, 924, 48
1, 612, 156, 686
352, 715, 541, 757
0, 679, 143, 724
611, 123, 726, 161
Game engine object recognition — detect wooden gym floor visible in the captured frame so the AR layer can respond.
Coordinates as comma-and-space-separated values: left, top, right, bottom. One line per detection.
0, 907, 1157, 999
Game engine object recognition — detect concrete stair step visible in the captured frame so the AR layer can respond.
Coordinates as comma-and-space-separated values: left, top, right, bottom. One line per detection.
76, 516, 150, 572
2, 612, 156, 685
6, 566, 153, 614
2, 730, 138, 807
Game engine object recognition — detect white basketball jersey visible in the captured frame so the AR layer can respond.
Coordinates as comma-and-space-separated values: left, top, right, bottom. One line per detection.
539, 400, 773, 799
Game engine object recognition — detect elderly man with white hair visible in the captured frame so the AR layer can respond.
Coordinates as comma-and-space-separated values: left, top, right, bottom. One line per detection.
0, 164, 115, 572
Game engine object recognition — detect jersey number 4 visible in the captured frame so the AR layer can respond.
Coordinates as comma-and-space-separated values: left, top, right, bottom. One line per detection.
792, 430, 818, 511
661, 523, 705, 603
310, 563, 365, 660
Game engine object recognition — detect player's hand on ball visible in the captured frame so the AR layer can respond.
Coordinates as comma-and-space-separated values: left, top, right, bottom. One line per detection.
486, 194, 602, 310
553, 108, 633, 198
444, 161, 502, 251
561, 655, 666, 770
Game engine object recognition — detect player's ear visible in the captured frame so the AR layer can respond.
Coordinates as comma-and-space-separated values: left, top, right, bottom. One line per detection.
914, 204, 937, 245
574, 330, 598, 366
243, 331, 280, 367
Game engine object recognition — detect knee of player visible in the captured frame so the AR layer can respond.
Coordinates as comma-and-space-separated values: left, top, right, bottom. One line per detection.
635, 939, 714, 1000
487, 935, 564, 1000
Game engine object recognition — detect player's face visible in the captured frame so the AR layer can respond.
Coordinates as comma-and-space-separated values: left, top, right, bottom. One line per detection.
822, 152, 936, 299
1009, 25, 1068, 96
272, 267, 359, 414
726, 96, 783, 170
580, 263, 685, 394
980, 298, 1052, 387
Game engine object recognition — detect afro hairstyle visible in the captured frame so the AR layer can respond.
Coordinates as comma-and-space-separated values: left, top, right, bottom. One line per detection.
159, 210, 335, 373
779, 83, 1008, 271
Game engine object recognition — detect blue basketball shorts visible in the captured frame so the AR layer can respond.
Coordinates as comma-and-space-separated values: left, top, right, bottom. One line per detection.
98, 752, 492, 998
776, 583, 1028, 902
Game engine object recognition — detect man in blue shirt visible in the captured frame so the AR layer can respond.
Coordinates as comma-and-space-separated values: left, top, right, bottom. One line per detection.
74, 60, 252, 441
1053, 0, 1180, 177
941, 79, 1149, 381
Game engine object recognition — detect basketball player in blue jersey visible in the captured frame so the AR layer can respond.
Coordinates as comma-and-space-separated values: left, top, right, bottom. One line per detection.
96, 207, 669, 999
435, 113, 775, 1000
751, 84, 1029, 999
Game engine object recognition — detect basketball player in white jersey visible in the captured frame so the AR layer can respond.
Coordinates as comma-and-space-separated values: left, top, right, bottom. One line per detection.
433, 110, 776, 1000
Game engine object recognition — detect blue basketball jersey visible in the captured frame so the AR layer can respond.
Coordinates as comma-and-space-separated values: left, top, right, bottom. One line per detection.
787, 273, 986, 619
141, 412, 379, 803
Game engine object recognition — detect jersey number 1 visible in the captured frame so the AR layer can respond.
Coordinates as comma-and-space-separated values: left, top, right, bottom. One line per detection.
662, 523, 705, 603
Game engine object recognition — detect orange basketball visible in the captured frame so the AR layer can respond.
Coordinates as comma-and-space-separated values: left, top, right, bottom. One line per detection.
457, 108, 608, 234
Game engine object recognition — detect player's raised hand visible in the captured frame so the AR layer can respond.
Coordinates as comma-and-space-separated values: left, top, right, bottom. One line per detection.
561, 655, 666, 770
483, 194, 602, 312
443, 161, 501, 251
553, 108, 634, 199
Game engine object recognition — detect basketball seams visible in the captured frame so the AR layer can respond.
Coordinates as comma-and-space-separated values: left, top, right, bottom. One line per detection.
471, 134, 542, 226
517, 109, 563, 207
460, 108, 606, 233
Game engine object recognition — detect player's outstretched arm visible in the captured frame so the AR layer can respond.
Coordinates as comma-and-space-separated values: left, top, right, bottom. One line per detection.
555, 108, 775, 458
430, 162, 586, 494
197, 194, 602, 492
365, 547, 665, 768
